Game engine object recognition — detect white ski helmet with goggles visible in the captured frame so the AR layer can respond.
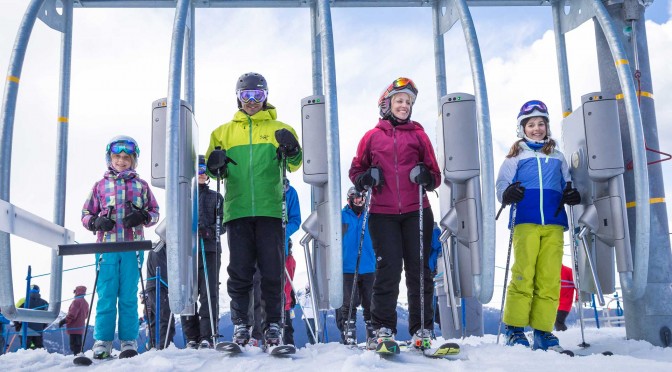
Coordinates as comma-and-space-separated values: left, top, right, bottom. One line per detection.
516, 100, 551, 142
106, 135, 140, 169
378, 77, 418, 119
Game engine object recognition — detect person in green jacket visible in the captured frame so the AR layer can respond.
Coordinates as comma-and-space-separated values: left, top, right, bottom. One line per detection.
206, 72, 302, 348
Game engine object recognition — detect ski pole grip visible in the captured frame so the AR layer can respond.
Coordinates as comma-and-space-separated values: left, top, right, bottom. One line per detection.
554, 182, 573, 217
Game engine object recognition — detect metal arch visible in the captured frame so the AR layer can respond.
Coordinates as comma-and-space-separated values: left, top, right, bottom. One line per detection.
69, 0, 555, 8
434, 0, 496, 304
591, 0, 649, 300
0, 0, 73, 324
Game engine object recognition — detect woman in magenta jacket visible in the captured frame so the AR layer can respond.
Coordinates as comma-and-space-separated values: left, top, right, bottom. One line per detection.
349, 77, 441, 350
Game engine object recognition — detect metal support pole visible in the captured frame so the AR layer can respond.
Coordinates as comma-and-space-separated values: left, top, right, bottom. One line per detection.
0, 0, 44, 320
165, 0, 191, 314
454, 0, 495, 304
316, 0, 343, 309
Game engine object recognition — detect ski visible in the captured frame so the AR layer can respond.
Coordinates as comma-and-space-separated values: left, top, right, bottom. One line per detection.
375, 340, 400, 356
418, 342, 461, 359
570, 350, 614, 357
119, 349, 139, 359
215, 341, 244, 355
266, 344, 296, 357
73, 354, 116, 366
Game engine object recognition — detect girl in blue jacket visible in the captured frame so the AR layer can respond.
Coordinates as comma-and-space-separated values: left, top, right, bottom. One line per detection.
495, 100, 580, 351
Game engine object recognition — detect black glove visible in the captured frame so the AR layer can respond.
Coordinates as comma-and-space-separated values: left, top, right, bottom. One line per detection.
275, 129, 300, 159
14, 322, 21, 332
123, 209, 149, 228
207, 148, 229, 176
89, 215, 115, 232
355, 166, 384, 192
58, 319, 66, 328
409, 163, 435, 190
502, 182, 525, 205
561, 186, 581, 206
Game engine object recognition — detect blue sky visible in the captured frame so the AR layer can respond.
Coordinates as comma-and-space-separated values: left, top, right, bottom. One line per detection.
1, 1, 671, 314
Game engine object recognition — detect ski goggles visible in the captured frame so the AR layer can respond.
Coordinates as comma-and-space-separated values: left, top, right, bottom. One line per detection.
108, 140, 139, 156
387, 77, 418, 96
518, 100, 548, 116
198, 164, 207, 175
237, 89, 268, 103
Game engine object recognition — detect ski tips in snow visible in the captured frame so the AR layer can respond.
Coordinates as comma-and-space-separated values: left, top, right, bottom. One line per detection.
267, 344, 296, 357
421, 342, 461, 358
375, 340, 401, 356
73, 355, 93, 366
215, 341, 244, 355
119, 349, 139, 359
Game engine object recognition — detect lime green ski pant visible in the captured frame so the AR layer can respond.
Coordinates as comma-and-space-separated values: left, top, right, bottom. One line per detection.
503, 223, 564, 332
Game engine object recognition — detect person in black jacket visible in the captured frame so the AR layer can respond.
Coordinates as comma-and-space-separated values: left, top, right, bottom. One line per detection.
145, 247, 175, 350
181, 155, 225, 349
15, 285, 49, 349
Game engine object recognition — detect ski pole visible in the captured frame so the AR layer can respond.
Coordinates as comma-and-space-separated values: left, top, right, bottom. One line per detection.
496, 203, 517, 345
78, 255, 103, 357
419, 184, 426, 349
279, 154, 288, 343
284, 267, 317, 344
164, 312, 174, 350
214, 147, 224, 344
345, 190, 371, 344
137, 252, 154, 348
568, 204, 589, 348
200, 237, 217, 346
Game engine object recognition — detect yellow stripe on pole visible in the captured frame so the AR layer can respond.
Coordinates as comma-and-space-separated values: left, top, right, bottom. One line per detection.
616, 91, 654, 100
58, 117, 69, 123
7, 75, 19, 83
626, 197, 665, 208
615, 59, 629, 66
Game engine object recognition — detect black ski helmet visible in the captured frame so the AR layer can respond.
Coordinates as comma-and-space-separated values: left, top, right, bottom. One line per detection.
236, 72, 268, 109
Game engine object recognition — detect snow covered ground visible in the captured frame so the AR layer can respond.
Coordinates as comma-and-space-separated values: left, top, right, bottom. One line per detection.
2, 326, 671, 371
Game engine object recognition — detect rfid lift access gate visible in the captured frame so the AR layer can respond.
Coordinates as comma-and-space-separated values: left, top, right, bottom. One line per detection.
300, 95, 342, 342
435, 93, 485, 338
151, 98, 198, 315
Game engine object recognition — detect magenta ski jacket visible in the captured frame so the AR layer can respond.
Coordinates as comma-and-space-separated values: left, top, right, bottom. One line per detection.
349, 118, 441, 215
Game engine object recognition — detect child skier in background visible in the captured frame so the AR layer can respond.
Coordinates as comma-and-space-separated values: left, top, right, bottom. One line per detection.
556, 264, 576, 331
82, 135, 159, 359
495, 100, 581, 351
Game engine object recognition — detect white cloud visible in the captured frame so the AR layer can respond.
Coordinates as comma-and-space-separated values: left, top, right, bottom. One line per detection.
1, 4, 670, 319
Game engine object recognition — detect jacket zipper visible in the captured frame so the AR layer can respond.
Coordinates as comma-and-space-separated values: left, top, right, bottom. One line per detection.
535, 151, 545, 225
393, 127, 401, 213
248, 118, 255, 216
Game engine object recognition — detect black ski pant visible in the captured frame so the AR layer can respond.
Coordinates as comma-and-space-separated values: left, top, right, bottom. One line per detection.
181, 250, 221, 343
336, 273, 375, 331
249, 267, 265, 341
69, 334, 83, 355
283, 309, 294, 345
20, 335, 43, 349
146, 286, 176, 349
227, 217, 283, 330
368, 208, 434, 337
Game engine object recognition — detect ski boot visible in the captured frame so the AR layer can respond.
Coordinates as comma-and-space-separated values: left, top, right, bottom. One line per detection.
199, 339, 214, 349
92, 340, 113, 359
411, 328, 432, 350
232, 324, 251, 346
342, 320, 357, 346
186, 340, 199, 349
120, 340, 138, 358
371, 327, 395, 347
365, 321, 375, 340
504, 325, 530, 347
532, 329, 561, 351
264, 323, 282, 347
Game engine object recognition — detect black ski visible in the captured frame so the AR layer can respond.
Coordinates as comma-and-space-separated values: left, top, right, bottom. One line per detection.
266, 344, 296, 357
375, 340, 401, 356
215, 341, 244, 355
73, 354, 116, 366
119, 349, 138, 359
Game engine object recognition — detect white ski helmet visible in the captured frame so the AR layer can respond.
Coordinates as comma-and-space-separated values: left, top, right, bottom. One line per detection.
516, 100, 551, 140
106, 135, 140, 169
378, 77, 418, 119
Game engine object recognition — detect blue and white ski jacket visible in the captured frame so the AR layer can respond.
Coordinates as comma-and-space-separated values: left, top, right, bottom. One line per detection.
496, 141, 571, 230
341, 205, 375, 274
